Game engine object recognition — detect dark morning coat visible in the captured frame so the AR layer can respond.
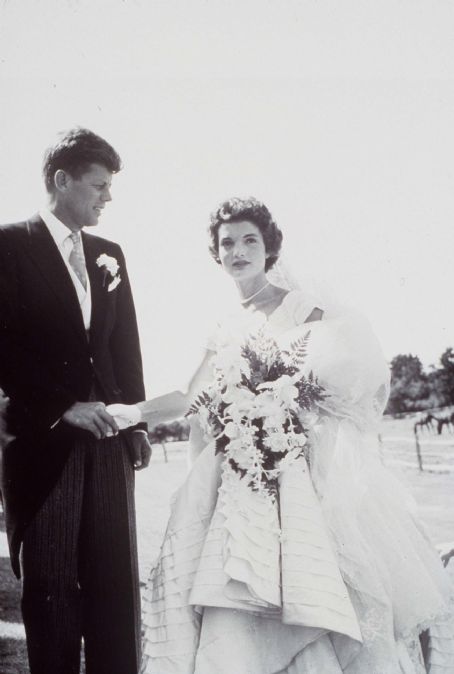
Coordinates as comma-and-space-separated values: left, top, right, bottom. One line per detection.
0, 214, 146, 577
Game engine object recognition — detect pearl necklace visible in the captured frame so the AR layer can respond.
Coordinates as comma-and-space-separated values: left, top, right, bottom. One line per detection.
240, 281, 270, 305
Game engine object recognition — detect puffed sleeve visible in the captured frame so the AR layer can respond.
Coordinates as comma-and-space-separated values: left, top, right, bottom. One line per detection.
284, 290, 325, 327
308, 312, 390, 431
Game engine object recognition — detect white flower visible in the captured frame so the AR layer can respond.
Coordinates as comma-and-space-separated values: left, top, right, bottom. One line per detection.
224, 421, 240, 439
212, 343, 248, 386
253, 391, 283, 419
279, 445, 305, 472
264, 432, 285, 453
221, 386, 255, 411
257, 374, 299, 408
226, 436, 257, 472
96, 253, 121, 291
96, 253, 119, 276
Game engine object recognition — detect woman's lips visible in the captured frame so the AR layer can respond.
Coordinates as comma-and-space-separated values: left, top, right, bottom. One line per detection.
232, 260, 250, 268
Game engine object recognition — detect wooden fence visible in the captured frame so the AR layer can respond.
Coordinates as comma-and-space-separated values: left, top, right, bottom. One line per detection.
379, 433, 454, 472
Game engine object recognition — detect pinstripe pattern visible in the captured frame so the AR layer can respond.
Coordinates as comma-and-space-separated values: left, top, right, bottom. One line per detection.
21, 434, 140, 674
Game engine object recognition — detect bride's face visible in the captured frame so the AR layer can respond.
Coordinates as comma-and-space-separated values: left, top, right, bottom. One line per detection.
218, 220, 268, 280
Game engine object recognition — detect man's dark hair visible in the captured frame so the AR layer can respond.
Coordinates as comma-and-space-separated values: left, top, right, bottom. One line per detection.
42, 127, 122, 192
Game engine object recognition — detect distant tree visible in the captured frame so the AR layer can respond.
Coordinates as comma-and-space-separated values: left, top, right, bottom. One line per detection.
165, 419, 190, 441
386, 349, 454, 416
147, 419, 190, 462
437, 347, 454, 405
148, 419, 190, 443
425, 366, 449, 408
390, 354, 424, 381
386, 354, 429, 415
149, 423, 168, 444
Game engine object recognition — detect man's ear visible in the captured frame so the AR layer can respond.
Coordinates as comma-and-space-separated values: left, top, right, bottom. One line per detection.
54, 169, 70, 192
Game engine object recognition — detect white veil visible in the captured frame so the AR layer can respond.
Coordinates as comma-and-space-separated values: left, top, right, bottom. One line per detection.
266, 261, 454, 664
266, 257, 347, 320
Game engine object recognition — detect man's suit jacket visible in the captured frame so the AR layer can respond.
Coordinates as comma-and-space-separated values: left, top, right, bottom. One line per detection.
0, 214, 146, 576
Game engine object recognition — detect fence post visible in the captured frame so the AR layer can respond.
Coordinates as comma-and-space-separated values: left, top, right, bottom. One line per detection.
377, 433, 385, 464
161, 440, 168, 463
413, 427, 423, 471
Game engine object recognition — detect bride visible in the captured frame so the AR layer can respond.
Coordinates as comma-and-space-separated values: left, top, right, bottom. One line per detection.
109, 197, 454, 673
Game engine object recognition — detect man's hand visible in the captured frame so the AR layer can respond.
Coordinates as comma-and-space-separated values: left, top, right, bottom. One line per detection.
130, 432, 152, 470
62, 402, 119, 440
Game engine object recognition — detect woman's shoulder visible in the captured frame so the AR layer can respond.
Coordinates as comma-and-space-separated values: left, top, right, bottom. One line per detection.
284, 289, 370, 333
280, 289, 325, 327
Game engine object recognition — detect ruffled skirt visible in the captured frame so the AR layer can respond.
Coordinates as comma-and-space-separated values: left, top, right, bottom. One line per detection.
140, 438, 454, 674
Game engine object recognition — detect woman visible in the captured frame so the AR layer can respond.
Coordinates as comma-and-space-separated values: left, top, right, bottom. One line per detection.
109, 197, 454, 673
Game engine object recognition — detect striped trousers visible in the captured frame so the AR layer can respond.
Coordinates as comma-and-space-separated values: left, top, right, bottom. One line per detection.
21, 434, 141, 674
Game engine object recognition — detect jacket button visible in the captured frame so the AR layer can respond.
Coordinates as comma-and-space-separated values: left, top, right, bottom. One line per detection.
89, 357, 94, 365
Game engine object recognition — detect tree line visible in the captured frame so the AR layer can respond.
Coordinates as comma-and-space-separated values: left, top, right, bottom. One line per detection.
386, 347, 454, 416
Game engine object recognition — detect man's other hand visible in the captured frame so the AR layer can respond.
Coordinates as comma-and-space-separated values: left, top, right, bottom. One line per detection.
130, 432, 152, 470
62, 402, 119, 440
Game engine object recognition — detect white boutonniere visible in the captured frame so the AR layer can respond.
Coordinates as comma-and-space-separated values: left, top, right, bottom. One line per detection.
96, 254, 121, 292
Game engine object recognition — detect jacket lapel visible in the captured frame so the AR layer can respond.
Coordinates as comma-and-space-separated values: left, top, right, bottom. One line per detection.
25, 216, 88, 342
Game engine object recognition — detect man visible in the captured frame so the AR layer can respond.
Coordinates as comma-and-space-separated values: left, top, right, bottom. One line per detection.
0, 127, 152, 674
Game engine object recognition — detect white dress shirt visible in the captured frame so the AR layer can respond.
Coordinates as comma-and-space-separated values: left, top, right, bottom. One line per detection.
40, 208, 92, 331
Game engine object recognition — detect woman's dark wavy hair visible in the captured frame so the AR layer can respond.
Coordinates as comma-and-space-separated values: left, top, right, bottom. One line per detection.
209, 197, 283, 272
42, 127, 122, 192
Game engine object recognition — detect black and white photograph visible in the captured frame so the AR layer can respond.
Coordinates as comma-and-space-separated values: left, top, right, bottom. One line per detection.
1, 1, 454, 673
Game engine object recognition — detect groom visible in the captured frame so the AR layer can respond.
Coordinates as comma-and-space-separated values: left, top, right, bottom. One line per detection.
0, 128, 151, 674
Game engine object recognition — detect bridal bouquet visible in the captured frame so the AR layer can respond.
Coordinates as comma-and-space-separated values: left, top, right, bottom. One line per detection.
187, 330, 325, 498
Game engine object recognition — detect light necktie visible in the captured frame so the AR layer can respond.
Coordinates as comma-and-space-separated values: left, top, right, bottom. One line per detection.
68, 232, 87, 290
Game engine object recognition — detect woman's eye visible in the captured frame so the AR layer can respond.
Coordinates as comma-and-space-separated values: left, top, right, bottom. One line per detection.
221, 240, 233, 248
245, 238, 257, 244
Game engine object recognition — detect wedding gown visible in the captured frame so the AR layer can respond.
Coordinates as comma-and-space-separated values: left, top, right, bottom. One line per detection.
140, 290, 454, 674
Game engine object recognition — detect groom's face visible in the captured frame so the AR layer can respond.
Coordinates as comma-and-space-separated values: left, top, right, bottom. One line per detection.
60, 163, 113, 230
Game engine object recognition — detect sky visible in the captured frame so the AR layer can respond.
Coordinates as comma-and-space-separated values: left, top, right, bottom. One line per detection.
1, 0, 453, 395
